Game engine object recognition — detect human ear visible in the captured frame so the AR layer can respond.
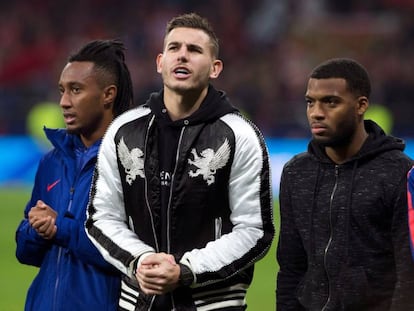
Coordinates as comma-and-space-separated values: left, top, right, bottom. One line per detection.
103, 85, 117, 109
156, 53, 163, 74
209, 59, 223, 79
357, 96, 369, 116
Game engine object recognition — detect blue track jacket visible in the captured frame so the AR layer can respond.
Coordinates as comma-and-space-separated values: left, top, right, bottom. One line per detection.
16, 128, 120, 311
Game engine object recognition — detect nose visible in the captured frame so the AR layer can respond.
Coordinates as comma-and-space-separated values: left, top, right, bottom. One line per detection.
177, 47, 188, 62
308, 102, 325, 120
59, 90, 71, 109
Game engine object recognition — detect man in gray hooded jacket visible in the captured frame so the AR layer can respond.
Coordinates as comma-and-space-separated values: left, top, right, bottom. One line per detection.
277, 58, 414, 310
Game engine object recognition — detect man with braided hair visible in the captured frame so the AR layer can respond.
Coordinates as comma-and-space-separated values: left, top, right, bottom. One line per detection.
16, 39, 134, 311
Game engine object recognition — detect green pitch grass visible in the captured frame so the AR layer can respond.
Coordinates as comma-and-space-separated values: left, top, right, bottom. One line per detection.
1, 187, 37, 311
0, 187, 279, 310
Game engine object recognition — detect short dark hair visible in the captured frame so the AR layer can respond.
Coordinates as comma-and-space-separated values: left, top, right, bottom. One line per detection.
69, 39, 134, 117
164, 13, 219, 58
310, 58, 371, 98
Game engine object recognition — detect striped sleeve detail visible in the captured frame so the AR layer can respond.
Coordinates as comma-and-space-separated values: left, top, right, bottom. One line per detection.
86, 167, 135, 266
193, 283, 248, 310
85, 106, 154, 275
182, 112, 274, 286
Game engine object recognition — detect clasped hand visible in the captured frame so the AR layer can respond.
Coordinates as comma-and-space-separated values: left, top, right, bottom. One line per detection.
28, 200, 57, 239
135, 252, 181, 295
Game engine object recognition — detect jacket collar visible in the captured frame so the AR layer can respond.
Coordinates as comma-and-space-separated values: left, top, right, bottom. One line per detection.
44, 127, 101, 161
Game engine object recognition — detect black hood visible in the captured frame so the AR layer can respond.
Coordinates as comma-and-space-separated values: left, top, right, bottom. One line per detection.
146, 84, 238, 127
308, 119, 406, 163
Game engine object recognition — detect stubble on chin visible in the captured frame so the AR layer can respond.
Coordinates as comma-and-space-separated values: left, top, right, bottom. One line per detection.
313, 135, 352, 148
65, 127, 78, 135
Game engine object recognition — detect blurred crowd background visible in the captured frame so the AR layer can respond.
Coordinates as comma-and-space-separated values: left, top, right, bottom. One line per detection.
1, 0, 414, 138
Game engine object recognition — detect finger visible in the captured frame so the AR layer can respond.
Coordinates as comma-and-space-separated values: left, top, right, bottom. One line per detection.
136, 269, 163, 287
137, 265, 161, 279
139, 284, 162, 295
50, 225, 57, 239
28, 209, 40, 222
38, 217, 52, 231
43, 225, 57, 240
31, 217, 49, 230
165, 254, 177, 265
28, 215, 37, 226
141, 256, 160, 266
36, 200, 46, 208
43, 218, 56, 238
137, 277, 165, 295
140, 286, 164, 295
29, 207, 45, 219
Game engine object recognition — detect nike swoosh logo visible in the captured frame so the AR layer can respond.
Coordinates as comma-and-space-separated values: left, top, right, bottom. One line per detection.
47, 179, 61, 192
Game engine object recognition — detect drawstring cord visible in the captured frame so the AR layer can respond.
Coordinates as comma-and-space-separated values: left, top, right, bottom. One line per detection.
309, 163, 321, 257
344, 160, 358, 261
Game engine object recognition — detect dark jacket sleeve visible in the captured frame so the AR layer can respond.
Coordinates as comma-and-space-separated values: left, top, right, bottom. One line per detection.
390, 170, 414, 310
16, 218, 51, 266
15, 169, 51, 266
16, 153, 117, 273
276, 167, 307, 310
53, 211, 118, 271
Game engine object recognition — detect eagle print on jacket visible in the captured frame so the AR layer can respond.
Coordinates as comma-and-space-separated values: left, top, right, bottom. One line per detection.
188, 138, 231, 185
117, 137, 145, 185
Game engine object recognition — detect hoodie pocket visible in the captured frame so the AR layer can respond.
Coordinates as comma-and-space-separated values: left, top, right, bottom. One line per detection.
338, 265, 369, 309
297, 265, 327, 308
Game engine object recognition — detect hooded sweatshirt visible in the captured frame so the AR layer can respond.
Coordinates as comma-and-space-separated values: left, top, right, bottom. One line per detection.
277, 120, 414, 311
149, 86, 239, 253
86, 85, 275, 310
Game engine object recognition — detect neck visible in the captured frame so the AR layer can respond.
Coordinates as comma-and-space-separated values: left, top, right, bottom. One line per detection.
80, 113, 113, 147
163, 87, 208, 121
325, 127, 368, 164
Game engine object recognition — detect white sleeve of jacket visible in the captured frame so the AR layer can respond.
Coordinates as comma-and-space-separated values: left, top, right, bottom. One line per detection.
86, 108, 155, 277
180, 113, 274, 285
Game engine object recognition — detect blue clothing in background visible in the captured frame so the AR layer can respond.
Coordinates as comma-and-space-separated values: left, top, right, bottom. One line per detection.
16, 127, 120, 311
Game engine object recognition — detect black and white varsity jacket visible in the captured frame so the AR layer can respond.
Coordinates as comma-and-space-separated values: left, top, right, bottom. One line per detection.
86, 86, 274, 310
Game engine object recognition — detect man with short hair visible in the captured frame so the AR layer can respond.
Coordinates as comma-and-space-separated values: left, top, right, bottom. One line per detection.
276, 58, 414, 310
86, 13, 274, 310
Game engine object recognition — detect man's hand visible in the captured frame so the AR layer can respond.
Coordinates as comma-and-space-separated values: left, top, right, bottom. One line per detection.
135, 252, 180, 295
28, 200, 57, 239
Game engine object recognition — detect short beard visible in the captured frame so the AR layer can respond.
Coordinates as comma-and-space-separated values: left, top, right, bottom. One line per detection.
315, 133, 353, 148
65, 127, 79, 135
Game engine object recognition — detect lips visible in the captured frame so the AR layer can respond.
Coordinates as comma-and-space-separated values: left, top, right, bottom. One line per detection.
173, 66, 190, 78
63, 113, 76, 124
311, 123, 327, 135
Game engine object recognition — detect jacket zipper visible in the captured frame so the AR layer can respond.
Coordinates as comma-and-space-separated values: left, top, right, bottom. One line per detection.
141, 116, 161, 311
167, 126, 186, 311
52, 248, 62, 311
215, 217, 222, 239
321, 165, 339, 311
166, 126, 185, 253
143, 115, 160, 253
53, 187, 74, 311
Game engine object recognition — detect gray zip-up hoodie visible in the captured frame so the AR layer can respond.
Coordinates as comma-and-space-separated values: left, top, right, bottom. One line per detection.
277, 120, 414, 310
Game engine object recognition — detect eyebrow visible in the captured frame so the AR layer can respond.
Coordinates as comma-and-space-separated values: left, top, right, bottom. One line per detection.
167, 41, 203, 51
305, 95, 341, 101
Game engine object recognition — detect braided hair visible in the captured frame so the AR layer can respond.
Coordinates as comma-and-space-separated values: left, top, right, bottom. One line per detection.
68, 39, 134, 117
